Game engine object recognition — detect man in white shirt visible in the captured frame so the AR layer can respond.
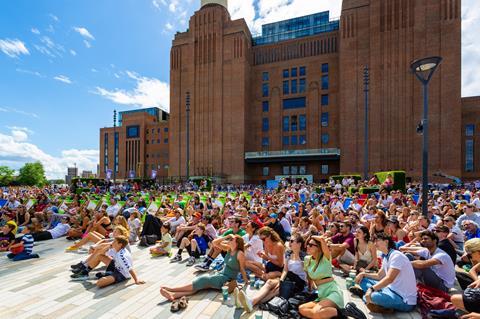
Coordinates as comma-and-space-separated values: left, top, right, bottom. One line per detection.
33, 216, 71, 241
106, 199, 121, 218
167, 209, 186, 234
403, 230, 455, 292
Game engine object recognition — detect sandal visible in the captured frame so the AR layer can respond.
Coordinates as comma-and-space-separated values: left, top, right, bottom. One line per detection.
170, 300, 180, 313
178, 296, 189, 310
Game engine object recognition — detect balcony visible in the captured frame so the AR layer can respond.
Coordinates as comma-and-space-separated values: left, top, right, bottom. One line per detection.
245, 148, 340, 164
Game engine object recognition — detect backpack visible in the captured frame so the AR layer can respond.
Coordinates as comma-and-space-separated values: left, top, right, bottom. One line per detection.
266, 297, 289, 316
417, 283, 455, 319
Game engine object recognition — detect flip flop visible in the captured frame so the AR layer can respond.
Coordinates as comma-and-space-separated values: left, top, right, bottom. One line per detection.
170, 300, 180, 313
178, 296, 189, 310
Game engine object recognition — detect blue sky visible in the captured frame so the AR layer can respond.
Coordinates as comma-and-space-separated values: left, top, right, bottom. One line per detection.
0, 0, 479, 179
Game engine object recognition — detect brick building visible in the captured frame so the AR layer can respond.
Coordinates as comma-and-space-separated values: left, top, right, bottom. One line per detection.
99, 108, 169, 180
100, 0, 480, 183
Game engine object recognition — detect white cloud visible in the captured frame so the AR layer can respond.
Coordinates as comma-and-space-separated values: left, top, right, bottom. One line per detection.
0, 130, 98, 179
16, 68, 44, 78
169, 0, 180, 12
50, 14, 59, 22
0, 106, 38, 118
46, 24, 55, 33
0, 39, 29, 58
70, 49, 77, 56
74, 27, 95, 40
153, 0, 167, 9
165, 22, 174, 31
462, 0, 480, 97
83, 40, 92, 48
91, 68, 98, 73
94, 71, 170, 112
31, 28, 40, 35
34, 36, 65, 58
6, 126, 34, 135
53, 75, 72, 84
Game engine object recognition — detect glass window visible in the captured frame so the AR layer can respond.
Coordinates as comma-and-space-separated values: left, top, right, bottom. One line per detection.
299, 66, 306, 76
283, 136, 289, 146
321, 75, 329, 90
299, 135, 306, 145
321, 63, 329, 73
283, 116, 290, 132
283, 69, 289, 78
262, 83, 269, 97
291, 79, 298, 94
321, 94, 329, 106
262, 118, 269, 132
291, 115, 298, 131
283, 166, 290, 175
299, 78, 306, 93
164, 138, 168, 143
291, 166, 298, 174
321, 133, 330, 144
157, 139, 160, 144
283, 81, 289, 95
283, 97, 306, 109
321, 112, 329, 127
466, 125, 475, 137
291, 135, 298, 145
126, 125, 140, 138
262, 137, 270, 146
321, 165, 329, 175
299, 115, 306, 131
263, 72, 269, 82
157, 128, 160, 133
164, 127, 169, 132
466, 139, 474, 172
151, 139, 155, 144
146, 140, 149, 144
262, 101, 269, 112
291, 68, 297, 77
263, 167, 270, 176
299, 165, 306, 174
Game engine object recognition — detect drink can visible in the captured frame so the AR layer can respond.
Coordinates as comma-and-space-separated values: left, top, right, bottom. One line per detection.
221, 286, 229, 301
249, 274, 255, 287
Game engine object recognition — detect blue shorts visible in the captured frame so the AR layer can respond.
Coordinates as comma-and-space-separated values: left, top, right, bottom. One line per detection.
106, 261, 128, 283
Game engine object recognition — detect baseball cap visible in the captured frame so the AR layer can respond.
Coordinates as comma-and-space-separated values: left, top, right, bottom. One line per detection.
269, 213, 278, 219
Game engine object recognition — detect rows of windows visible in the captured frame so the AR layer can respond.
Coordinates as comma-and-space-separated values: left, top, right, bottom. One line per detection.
321, 112, 329, 127
283, 135, 306, 146
147, 138, 168, 144
283, 79, 306, 95
114, 132, 119, 173
283, 115, 306, 132
466, 124, 475, 172
283, 67, 306, 78
262, 164, 329, 176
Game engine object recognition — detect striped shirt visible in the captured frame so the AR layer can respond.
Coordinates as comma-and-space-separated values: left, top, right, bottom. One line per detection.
21, 234, 34, 254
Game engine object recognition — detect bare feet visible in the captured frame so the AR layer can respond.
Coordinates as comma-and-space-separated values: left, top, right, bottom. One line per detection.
160, 288, 175, 301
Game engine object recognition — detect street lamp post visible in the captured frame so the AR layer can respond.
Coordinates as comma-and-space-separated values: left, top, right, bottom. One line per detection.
185, 92, 191, 181
363, 66, 370, 181
113, 109, 117, 185
410, 56, 443, 218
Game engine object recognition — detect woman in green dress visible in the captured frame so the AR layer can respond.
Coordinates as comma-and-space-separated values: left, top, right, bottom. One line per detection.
160, 234, 249, 301
299, 235, 344, 318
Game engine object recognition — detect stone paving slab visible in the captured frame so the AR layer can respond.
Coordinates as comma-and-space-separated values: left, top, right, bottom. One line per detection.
0, 239, 422, 319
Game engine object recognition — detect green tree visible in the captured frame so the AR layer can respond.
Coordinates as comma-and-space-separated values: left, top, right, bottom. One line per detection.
17, 162, 47, 186
0, 166, 15, 186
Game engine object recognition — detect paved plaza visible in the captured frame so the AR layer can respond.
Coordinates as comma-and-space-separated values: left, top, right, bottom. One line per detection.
0, 238, 422, 319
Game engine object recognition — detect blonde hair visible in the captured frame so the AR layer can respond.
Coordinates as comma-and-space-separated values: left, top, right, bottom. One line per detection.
465, 238, 480, 254
114, 225, 130, 237
114, 215, 129, 231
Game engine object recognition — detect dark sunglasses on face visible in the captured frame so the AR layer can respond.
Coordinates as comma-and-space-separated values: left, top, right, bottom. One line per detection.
307, 242, 318, 248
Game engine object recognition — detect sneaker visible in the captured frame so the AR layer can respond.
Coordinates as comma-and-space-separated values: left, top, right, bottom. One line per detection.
186, 257, 196, 267
194, 263, 210, 272
342, 302, 367, 319
70, 270, 89, 281
366, 303, 394, 314
232, 287, 241, 308
70, 262, 84, 270
237, 290, 253, 313
95, 271, 113, 279
71, 266, 87, 274
349, 285, 365, 298
65, 246, 79, 252
171, 254, 182, 262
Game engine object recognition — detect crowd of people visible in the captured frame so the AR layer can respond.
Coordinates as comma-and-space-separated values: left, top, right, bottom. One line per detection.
2, 177, 480, 319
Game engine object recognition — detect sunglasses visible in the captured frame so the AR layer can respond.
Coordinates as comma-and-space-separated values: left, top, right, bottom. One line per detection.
339, 225, 345, 228
289, 239, 297, 244
307, 242, 319, 248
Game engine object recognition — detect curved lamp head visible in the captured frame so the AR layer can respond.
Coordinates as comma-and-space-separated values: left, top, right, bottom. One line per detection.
410, 56, 443, 84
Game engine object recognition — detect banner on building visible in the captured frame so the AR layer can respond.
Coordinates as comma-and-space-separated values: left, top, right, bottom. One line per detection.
151, 170, 157, 179
128, 170, 135, 179
106, 169, 112, 180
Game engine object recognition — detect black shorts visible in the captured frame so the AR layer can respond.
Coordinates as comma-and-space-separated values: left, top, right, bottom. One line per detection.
106, 261, 128, 283
266, 261, 283, 273
463, 288, 480, 313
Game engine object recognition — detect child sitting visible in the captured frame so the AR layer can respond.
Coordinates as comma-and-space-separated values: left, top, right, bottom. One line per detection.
128, 211, 142, 244
0, 221, 16, 252
150, 223, 172, 257
7, 225, 39, 261
171, 223, 210, 266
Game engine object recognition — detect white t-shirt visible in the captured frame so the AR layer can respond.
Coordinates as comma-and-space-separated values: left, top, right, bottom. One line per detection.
382, 250, 417, 305
243, 234, 263, 263
107, 248, 133, 279
417, 248, 455, 288
128, 218, 141, 237
48, 223, 70, 239
106, 204, 121, 218
280, 217, 292, 234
